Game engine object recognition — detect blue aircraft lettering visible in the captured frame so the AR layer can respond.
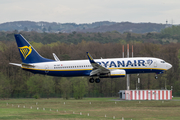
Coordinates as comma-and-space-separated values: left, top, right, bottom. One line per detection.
126, 60, 133, 67
117, 61, 125, 67
134, 60, 137, 66
138, 60, 145, 66
96, 60, 146, 68
109, 61, 117, 67
101, 61, 109, 67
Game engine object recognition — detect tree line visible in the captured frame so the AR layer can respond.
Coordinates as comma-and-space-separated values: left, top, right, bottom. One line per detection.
0, 29, 180, 99
1, 24, 180, 45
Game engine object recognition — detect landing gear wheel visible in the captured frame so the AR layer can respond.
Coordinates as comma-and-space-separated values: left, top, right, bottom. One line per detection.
95, 78, 100, 83
89, 78, 94, 83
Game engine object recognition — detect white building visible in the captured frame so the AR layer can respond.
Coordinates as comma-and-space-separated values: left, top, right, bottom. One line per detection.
118, 90, 172, 100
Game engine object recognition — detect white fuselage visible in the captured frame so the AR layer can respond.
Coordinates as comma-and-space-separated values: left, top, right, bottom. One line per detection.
22, 57, 172, 77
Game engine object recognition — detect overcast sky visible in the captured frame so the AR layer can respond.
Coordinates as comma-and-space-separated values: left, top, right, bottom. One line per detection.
1, 0, 180, 24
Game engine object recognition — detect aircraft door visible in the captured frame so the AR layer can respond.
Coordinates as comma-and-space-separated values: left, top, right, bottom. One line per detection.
154, 60, 157, 67
45, 65, 49, 73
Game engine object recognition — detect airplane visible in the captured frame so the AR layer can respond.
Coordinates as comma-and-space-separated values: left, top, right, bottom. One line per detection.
10, 34, 172, 83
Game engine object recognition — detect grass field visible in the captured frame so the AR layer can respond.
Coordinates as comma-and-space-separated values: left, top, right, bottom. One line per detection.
0, 97, 180, 120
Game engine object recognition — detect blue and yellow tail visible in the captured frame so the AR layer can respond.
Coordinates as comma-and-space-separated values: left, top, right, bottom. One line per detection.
14, 34, 54, 63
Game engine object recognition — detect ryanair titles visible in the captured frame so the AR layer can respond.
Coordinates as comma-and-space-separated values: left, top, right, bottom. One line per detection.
96, 59, 153, 68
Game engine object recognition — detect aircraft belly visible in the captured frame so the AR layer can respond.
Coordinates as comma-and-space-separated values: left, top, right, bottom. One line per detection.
23, 67, 164, 77
125, 68, 164, 74
23, 68, 91, 77
48, 70, 91, 77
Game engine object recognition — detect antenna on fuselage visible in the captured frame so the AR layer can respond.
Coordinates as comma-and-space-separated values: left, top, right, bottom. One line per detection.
53, 53, 60, 61
132, 45, 133, 58
122, 45, 124, 58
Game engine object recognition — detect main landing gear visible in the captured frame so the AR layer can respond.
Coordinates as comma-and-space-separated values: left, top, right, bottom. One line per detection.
155, 74, 158, 79
89, 78, 100, 83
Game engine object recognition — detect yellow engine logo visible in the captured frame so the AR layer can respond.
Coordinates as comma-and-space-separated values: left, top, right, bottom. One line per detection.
19, 46, 32, 60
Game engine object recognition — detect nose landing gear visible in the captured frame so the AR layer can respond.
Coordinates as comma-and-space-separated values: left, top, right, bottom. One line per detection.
155, 74, 158, 79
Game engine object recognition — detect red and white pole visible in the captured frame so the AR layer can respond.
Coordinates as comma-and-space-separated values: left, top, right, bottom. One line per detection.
122, 45, 124, 58
132, 45, 133, 58
127, 44, 130, 90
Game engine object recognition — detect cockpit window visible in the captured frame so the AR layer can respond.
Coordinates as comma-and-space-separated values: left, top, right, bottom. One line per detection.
161, 61, 165, 63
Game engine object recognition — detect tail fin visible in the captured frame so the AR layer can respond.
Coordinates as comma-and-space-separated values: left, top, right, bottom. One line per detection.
14, 34, 54, 63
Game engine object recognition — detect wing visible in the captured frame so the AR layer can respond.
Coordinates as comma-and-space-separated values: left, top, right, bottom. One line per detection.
86, 52, 110, 76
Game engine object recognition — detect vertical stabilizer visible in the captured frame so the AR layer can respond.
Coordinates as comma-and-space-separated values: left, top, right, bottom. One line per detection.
14, 34, 54, 63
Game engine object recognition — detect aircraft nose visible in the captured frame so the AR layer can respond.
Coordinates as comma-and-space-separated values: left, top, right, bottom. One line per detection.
166, 63, 172, 70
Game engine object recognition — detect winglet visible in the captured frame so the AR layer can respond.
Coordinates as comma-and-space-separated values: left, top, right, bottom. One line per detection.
86, 52, 95, 63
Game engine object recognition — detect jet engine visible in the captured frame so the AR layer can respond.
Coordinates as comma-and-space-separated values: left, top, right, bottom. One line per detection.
100, 69, 126, 78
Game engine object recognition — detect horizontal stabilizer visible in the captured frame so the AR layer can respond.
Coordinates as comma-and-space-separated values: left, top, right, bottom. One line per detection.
21, 63, 35, 67
9, 63, 35, 67
9, 63, 22, 67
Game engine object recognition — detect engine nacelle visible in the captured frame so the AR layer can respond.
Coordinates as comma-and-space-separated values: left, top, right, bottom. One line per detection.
100, 69, 126, 78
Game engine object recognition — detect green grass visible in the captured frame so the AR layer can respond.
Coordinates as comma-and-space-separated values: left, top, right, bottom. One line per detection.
0, 97, 180, 120
173, 97, 180, 100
